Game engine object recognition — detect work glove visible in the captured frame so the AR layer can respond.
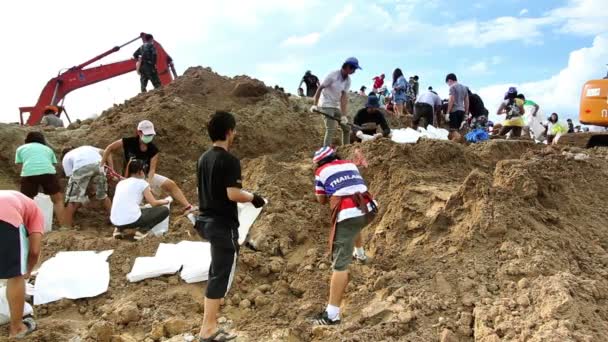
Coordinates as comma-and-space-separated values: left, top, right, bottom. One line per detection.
340, 116, 349, 125
310, 105, 318, 113
251, 193, 266, 208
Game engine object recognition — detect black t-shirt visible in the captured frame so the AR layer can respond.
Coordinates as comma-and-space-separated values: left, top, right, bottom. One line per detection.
122, 137, 159, 174
353, 108, 391, 137
197, 147, 242, 228
302, 75, 319, 97
469, 94, 488, 118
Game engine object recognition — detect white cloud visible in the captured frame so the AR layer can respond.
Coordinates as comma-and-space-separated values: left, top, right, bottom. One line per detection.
490, 56, 503, 65
256, 58, 304, 89
519, 8, 529, 16
469, 61, 488, 73
478, 34, 608, 121
281, 33, 321, 47
327, 4, 354, 32
549, 0, 608, 36
447, 16, 555, 47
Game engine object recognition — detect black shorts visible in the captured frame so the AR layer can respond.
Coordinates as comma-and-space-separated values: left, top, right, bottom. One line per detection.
20, 173, 61, 198
449, 111, 466, 130
0, 221, 28, 279
195, 219, 239, 300
413, 103, 434, 127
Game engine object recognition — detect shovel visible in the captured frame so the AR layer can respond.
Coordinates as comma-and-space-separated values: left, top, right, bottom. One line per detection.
313, 109, 363, 132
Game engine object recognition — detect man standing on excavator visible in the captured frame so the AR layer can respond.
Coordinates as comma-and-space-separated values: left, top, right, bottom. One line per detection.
134, 34, 161, 92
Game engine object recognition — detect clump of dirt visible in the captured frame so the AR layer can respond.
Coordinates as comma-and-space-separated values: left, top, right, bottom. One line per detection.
2, 66, 608, 342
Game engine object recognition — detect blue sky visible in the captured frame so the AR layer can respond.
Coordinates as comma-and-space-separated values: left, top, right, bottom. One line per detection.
1, 0, 607, 124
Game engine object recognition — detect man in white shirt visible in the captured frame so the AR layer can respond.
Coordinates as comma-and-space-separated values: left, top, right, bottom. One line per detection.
311, 57, 362, 146
414, 89, 442, 129
62, 146, 111, 227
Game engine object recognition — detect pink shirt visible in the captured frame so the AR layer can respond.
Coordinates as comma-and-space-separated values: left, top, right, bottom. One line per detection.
0, 190, 45, 234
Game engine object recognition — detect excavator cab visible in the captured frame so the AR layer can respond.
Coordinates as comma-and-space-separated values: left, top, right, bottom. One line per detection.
578, 78, 608, 147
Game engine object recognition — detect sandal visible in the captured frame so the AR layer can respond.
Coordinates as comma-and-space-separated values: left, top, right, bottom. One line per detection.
199, 328, 237, 342
182, 205, 199, 215
112, 228, 124, 239
13, 317, 37, 339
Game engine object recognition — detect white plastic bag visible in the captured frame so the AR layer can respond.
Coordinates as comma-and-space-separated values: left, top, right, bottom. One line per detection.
34, 193, 53, 233
391, 128, 421, 144
33, 250, 113, 305
146, 199, 171, 237
0, 286, 33, 325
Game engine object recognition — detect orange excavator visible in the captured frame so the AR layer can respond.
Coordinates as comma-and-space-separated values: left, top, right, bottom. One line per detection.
558, 68, 608, 147
19, 32, 177, 126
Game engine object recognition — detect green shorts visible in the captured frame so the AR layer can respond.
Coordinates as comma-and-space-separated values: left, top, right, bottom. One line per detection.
332, 215, 368, 271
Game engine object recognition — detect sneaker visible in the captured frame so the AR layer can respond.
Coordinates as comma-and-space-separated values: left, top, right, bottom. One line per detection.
353, 251, 368, 263
112, 228, 124, 239
133, 231, 148, 241
311, 312, 341, 326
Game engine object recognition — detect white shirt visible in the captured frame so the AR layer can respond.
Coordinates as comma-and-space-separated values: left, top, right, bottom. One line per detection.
62, 146, 102, 177
416, 91, 441, 107
319, 70, 351, 108
110, 178, 149, 226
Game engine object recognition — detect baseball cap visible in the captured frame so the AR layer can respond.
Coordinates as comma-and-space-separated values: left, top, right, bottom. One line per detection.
366, 95, 380, 108
137, 120, 156, 135
344, 57, 362, 70
313, 146, 335, 163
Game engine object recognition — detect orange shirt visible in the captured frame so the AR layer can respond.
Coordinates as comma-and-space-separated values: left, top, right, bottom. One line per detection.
0, 190, 45, 234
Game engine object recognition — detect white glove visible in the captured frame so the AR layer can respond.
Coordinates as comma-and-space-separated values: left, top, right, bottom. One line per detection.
341, 116, 349, 125
361, 134, 374, 142
356, 131, 365, 139
310, 105, 318, 113
164, 196, 173, 204
373, 133, 383, 139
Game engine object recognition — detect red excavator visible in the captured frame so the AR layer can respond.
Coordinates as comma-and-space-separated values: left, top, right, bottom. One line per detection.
19, 32, 177, 126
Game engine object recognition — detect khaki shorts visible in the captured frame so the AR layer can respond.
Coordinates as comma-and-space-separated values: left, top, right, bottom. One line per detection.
65, 163, 107, 203
332, 215, 368, 271
147, 173, 169, 195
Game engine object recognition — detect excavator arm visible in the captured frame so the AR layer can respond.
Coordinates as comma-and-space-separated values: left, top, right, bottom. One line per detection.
20, 33, 176, 126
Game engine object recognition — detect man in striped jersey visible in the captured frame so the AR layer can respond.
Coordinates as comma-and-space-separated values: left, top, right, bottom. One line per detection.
311, 146, 377, 326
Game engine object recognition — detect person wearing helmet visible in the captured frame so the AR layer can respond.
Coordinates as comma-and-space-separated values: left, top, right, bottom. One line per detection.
311, 146, 377, 326
298, 70, 320, 97
40, 106, 64, 128
497, 87, 525, 138
310, 57, 362, 146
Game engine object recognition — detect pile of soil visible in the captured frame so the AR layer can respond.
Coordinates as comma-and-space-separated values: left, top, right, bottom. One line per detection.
1, 67, 608, 342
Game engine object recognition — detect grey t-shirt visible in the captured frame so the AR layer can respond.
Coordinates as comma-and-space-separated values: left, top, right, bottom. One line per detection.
41, 114, 64, 128
449, 83, 468, 112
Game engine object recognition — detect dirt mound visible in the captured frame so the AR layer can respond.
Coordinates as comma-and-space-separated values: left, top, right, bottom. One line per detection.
2, 67, 608, 341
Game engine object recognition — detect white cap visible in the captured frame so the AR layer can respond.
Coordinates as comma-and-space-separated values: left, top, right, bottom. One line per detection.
137, 120, 156, 135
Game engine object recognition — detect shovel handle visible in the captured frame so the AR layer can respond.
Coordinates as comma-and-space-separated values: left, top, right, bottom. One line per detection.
313, 110, 363, 131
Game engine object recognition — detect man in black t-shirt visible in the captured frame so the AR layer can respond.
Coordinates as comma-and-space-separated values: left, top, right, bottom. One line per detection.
352, 95, 391, 142
196, 111, 266, 341
102, 120, 194, 213
298, 70, 320, 97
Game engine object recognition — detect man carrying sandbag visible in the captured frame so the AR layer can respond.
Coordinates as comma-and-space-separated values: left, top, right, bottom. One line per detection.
195, 111, 266, 341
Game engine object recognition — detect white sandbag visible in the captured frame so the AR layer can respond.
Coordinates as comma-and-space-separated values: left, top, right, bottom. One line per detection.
33, 250, 113, 305
237, 202, 265, 245
145, 199, 171, 237
126, 257, 181, 283
525, 105, 545, 140
0, 286, 34, 325
391, 128, 421, 144
34, 193, 53, 233
177, 241, 212, 283
424, 125, 450, 140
